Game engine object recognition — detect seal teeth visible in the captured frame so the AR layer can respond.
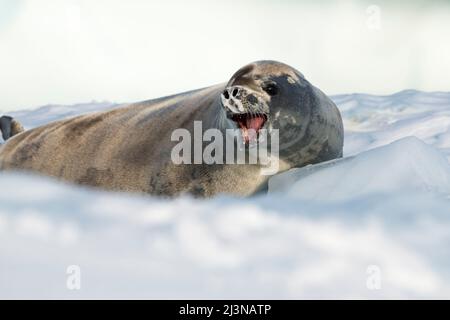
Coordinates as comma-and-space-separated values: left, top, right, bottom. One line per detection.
230, 113, 268, 144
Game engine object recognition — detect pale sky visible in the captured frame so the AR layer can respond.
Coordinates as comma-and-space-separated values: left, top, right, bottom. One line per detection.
0, 0, 449, 111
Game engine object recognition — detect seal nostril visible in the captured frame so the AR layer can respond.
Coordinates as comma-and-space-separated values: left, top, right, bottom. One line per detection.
223, 90, 229, 99
232, 88, 239, 97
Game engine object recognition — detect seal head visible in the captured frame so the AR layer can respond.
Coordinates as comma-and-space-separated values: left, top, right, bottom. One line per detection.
220, 60, 343, 166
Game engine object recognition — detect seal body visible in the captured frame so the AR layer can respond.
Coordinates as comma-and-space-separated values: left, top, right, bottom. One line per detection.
0, 61, 343, 197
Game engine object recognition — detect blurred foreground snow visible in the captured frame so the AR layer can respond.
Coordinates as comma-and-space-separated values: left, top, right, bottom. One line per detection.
1, 90, 450, 299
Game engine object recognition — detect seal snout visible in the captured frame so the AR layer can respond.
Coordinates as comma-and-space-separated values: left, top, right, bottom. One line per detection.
221, 85, 267, 114
221, 85, 269, 144
221, 85, 246, 113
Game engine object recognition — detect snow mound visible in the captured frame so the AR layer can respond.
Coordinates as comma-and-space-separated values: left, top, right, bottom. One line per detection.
2, 90, 450, 299
335, 90, 450, 159
1, 171, 450, 299
269, 137, 450, 201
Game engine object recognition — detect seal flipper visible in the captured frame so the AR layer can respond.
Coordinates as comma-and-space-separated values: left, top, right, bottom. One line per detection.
0, 116, 24, 141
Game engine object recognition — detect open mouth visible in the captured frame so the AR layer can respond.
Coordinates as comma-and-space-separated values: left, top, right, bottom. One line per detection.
229, 113, 268, 144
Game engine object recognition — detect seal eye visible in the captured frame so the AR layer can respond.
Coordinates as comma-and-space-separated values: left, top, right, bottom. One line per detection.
262, 83, 279, 96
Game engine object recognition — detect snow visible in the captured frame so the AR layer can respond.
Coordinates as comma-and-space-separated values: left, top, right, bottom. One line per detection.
269, 136, 450, 201
337, 90, 450, 159
1, 90, 450, 299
